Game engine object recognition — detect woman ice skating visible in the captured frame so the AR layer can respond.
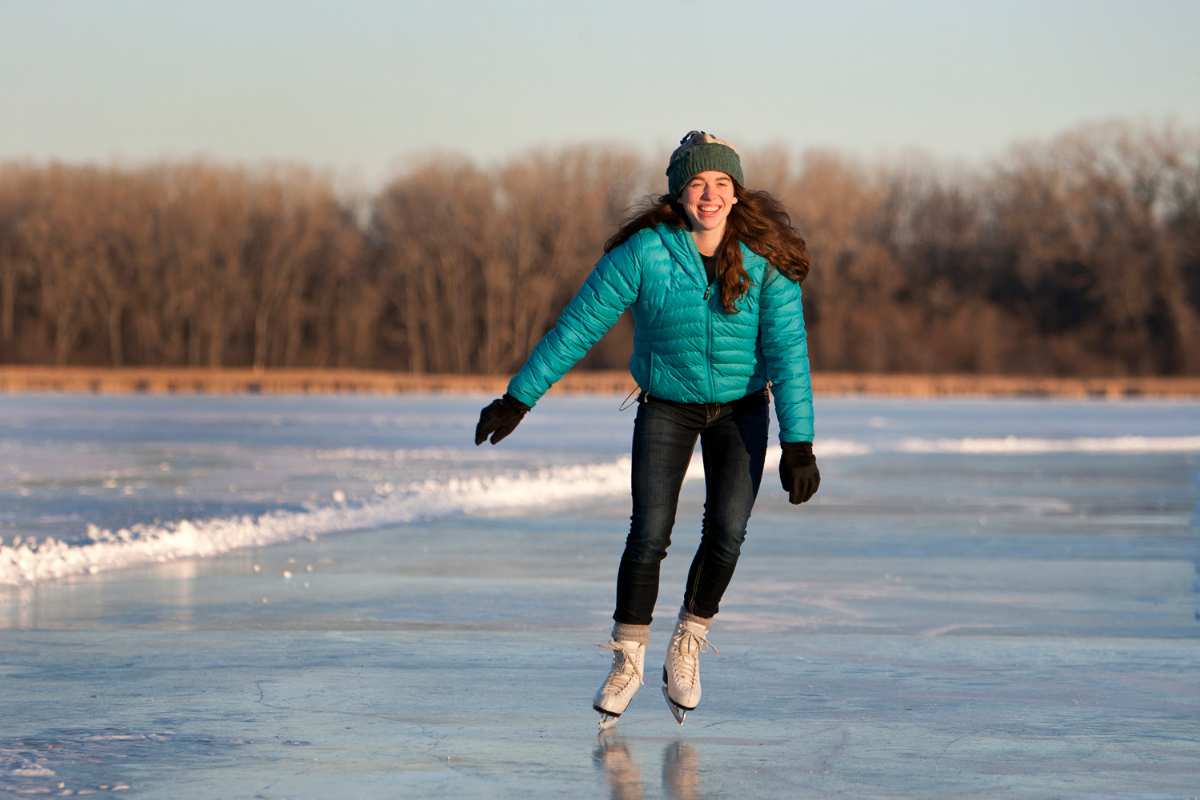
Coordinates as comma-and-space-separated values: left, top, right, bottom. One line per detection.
474, 130, 819, 728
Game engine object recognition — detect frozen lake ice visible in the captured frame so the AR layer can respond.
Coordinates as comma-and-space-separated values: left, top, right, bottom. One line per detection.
1, 393, 1197, 798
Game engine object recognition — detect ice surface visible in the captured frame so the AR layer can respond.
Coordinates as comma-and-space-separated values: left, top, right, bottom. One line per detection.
897, 434, 1200, 453
0, 394, 1197, 798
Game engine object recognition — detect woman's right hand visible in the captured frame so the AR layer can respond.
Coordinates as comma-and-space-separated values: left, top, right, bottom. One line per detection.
474, 394, 530, 445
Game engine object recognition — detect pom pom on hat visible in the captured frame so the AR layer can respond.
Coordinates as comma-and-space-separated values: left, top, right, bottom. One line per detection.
666, 130, 744, 196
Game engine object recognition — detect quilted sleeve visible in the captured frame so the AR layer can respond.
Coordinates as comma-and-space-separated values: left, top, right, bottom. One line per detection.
759, 267, 814, 442
506, 243, 642, 407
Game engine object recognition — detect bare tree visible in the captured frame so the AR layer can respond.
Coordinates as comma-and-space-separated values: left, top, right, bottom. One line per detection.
0, 121, 1197, 375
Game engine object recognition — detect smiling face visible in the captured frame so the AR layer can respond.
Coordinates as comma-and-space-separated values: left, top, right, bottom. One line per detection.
677, 170, 738, 236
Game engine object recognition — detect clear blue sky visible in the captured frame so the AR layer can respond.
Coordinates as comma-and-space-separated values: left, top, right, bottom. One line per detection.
2, 0, 1197, 185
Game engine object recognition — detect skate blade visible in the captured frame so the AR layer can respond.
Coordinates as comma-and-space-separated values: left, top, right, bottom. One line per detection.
661, 685, 688, 726
595, 707, 621, 731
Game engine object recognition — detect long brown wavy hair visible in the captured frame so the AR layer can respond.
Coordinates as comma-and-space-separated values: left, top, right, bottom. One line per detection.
604, 182, 810, 313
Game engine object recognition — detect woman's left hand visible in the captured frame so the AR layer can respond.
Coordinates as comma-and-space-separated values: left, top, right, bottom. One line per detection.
779, 442, 820, 504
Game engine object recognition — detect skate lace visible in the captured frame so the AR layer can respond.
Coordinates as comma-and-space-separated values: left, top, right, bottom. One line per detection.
597, 641, 644, 691
667, 624, 719, 689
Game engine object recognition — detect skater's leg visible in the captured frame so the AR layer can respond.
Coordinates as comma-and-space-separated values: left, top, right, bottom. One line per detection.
611, 622, 650, 645
676, 607, 713, 631
683, 389, 769, 618
613, 397, 703, 625
596, 397, 700, 728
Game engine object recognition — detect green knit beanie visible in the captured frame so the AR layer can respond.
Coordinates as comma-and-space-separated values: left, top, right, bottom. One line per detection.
666, 130, 744, 196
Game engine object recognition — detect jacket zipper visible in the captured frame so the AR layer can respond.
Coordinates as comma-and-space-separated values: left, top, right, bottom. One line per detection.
705, 280, 716, 399
687, 235, 717, 400
691, 239, 715, 398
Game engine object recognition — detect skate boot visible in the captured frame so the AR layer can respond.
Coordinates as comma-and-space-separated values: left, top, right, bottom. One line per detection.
593, 639, 646, 730
661, 615, 718, 726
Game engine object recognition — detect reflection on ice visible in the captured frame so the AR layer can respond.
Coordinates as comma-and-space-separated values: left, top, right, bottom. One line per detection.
594, 733, 644, 800
661, 741, 700, 800
594, 734, 702, 800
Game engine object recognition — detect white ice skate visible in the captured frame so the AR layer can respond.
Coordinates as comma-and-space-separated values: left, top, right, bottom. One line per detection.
593, 639, 645, 731
661, 617, 718, 726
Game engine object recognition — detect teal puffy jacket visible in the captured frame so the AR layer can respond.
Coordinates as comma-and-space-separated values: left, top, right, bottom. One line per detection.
507, 222, 814, 442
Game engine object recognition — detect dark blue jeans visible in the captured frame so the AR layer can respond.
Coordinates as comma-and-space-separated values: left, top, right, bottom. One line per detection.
613, 389, 769, 625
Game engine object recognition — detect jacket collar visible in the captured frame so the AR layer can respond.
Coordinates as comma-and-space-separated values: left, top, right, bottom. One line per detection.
652, 223, 766, 285
653, 223, 707, 288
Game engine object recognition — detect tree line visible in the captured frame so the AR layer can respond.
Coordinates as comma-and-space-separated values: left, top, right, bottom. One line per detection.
0, 119, 1196, 376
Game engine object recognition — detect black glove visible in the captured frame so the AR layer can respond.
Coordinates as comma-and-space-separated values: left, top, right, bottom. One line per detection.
779, 441, 820, 504
474, 393, 530, 445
